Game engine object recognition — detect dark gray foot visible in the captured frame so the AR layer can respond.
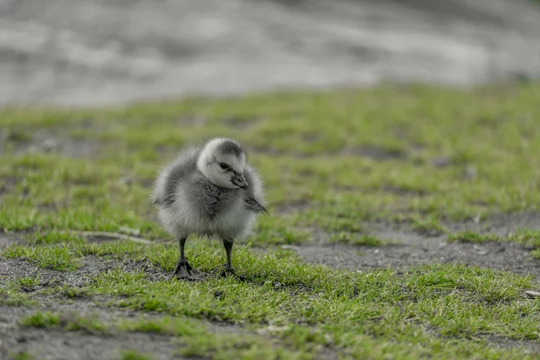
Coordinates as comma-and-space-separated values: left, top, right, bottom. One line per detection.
171, 259, 205, 281
220, 265, 236, 277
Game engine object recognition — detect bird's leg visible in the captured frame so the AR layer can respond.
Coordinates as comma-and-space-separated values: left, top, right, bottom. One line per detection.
222, 239, 235, 275
171, 236, 204, 281
171, 236, 187, 277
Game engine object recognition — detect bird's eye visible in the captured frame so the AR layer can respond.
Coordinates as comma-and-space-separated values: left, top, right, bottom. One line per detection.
219, 162, 229, 170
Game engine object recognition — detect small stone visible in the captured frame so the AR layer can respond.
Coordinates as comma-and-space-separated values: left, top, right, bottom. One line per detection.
525, 290, 540, 298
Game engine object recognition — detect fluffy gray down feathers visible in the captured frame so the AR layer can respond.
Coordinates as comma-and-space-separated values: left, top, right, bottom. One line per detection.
152, 142, 267, 241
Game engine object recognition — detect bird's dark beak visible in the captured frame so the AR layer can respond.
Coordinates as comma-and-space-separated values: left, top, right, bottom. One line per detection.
232, 173, 248, 190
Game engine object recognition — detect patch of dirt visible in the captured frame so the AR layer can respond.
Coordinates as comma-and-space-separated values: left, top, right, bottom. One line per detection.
221, 116, 262, 129
250, 145, 410, 161
0, 296, 219, 360
340, 146, 408, 161
0, 257, 247, 359
0, 233, 22, 248
0, 176, 16, 197
251, 146, 284, 156
445, 212, 540, 235
431, 156, 453, 168
1, 326, 181, 360
274, 199, 312, 215
0, 234, 537, 357
486, 336, 540, 355
0, 301, 274, 360
1, 281, 169, 359
290, 225, 539, 279
250, 147, 315, 158
0, 255, 168, 290
177, 114, 208, 127
0, 303, 134, 328
315, 348, 338, 360
0, 258, 260, 360
382, 185, 428, 197
1, 129, 98, 158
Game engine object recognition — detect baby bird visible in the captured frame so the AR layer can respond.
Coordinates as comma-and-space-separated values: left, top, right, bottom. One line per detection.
152, 138, 267, 280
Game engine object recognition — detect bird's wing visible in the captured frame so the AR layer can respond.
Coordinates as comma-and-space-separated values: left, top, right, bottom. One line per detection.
152, 147, 200, 207
244, 196, 269, 215
243, 164, 268, 214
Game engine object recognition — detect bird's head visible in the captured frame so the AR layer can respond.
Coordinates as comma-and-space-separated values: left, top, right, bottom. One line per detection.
196, 138, 248, 190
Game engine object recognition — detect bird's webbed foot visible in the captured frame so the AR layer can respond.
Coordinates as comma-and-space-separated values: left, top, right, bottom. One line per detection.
171, 258, 205, 281
220, 265, 236, 277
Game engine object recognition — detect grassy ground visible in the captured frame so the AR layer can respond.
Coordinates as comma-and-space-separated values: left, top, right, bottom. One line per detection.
1, 83, 539, 359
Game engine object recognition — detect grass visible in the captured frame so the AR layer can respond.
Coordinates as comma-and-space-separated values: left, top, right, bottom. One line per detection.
62, 313, 108, 333
20, 310, 312, 359
9, 353, 34, 360
0, 287, 36, 306
412, 216, 448, 236
447, 229, 540, 258
2, 84, 540, 231
180, 332, 308, 360
17, 275, 42, 288
508, 229, 540, 248
330, 232, 384, 246
3, 244, 79, 271
21, 311, 60, 328
448, 231, 501, 243
1, 83, 540, 359
120, 351, 152, 360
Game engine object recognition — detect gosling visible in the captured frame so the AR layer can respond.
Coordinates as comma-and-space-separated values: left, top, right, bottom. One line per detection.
152, 138, 268, 280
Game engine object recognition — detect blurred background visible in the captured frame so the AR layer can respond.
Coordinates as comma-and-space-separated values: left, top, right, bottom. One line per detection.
1, 0, 539, 107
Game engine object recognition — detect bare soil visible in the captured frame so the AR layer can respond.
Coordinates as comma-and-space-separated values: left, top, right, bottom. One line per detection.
290, 230, 538, 278
0, 302, 184, 360
287, 215, 540, 280
2, 328, 181, 360
1, 129, 98, 158
0, 255, 167, 289
1, 226, 539, 358
0, 257, 248, 360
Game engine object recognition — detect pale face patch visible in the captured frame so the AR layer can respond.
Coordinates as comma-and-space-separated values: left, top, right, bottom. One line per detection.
197, 138, 248, 190
212, 153, 247, 189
